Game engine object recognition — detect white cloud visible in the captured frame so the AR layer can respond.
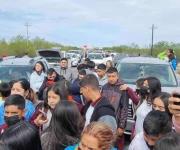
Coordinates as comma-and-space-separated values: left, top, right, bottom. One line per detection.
0, 0, 180, 46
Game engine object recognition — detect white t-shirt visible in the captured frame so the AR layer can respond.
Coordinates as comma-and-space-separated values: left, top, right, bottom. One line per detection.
129, 132, 149, 150
135, 100, 152, 135
30, 71, 46, 93
84, 105, 94, 127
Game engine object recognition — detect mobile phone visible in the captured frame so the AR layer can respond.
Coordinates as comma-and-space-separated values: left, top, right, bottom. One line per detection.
38, 109, 47, 120
172, 93, 180, 106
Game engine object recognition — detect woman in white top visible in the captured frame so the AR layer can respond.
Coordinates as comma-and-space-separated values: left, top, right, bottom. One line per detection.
135, 77, 161, 135
30, 61, 46, 93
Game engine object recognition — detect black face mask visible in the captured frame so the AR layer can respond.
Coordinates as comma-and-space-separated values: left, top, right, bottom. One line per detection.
145, 141, 154, 150
136, 86, 150, 97
4, 115, 21, 126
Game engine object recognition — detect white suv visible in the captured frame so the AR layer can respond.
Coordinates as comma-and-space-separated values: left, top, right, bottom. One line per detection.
116, 56, 180, 134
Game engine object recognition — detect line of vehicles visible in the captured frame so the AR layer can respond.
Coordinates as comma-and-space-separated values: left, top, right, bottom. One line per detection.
0, 48, 180, 135
0, 48, 115, 83
36, 49, 113, 68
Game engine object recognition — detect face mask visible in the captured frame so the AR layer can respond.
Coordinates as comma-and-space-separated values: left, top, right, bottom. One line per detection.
136, 86, 150, 96
4, 115, 21, 126
145, 141, 154, 150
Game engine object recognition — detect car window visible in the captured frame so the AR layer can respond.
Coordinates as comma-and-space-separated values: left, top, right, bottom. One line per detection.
0, 65, 33, 82
88, 54, 103, 59
117, 63, 177, 87
38, 51, 61, 57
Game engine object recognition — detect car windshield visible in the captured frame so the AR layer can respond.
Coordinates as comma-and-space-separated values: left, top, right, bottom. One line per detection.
69, 50, 81, 54
88, 54, 103, 59
117, 63, 177, 87
0, 65, 33, 82
66, 53, 74, 58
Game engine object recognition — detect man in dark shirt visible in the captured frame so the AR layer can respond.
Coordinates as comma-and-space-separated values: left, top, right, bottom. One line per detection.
80, 74, 117, 132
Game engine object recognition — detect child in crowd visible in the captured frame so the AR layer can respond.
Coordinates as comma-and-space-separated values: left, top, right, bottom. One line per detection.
0, 94, 25, 134
0, 79, 35, 125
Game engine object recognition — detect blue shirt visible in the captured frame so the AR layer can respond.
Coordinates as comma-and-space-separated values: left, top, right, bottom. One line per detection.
65, 144, 117, 150
170, 58, 177, 70
0, 99, 35, 126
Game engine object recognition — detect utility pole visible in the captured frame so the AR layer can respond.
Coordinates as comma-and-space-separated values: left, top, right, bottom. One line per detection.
25, 22, 31, 51
150, 24, 157, 56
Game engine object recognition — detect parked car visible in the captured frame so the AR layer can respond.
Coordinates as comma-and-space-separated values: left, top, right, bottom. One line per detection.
116, 56, 180, 135
71, 58, 80, 67
68, 50, 82, 58
66, 52, 81, 67
0, 56, 49, 83
87, 53, 105, 65
66, 53, 74, 59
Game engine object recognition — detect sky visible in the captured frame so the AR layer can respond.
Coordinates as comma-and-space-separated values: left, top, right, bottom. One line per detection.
0, 0, 180, 47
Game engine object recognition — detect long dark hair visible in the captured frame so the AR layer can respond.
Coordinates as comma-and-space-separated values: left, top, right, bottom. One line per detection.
0, 121, 42, 150
12, 78, 36, 102
44, 80, 70, 109
167, 48, 175, 61
45, 101, 83, 149
145, 76, 161, 103
153, 92, 172, 118
33, 61, 45, 72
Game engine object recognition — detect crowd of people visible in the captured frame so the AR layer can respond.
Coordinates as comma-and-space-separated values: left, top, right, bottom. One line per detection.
0, 48, 179, 150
